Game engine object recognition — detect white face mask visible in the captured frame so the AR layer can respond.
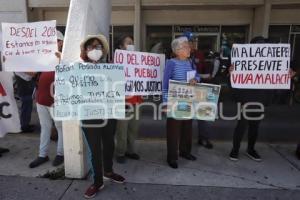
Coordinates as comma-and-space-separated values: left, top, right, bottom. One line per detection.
126, 45, 135, 51
87, 49, 103, 61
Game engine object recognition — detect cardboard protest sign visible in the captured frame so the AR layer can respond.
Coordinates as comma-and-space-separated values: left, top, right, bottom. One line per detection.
1, 20, 59, 72
230, 44, 291, 89
114, 50, 165, 95
0, 72, 21, 137
167, 80, 221, 121
54, 62, 125, 120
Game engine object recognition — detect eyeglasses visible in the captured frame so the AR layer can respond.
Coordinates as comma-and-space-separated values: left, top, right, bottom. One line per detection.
86, 44, 103, 51
178, 45, 191, 50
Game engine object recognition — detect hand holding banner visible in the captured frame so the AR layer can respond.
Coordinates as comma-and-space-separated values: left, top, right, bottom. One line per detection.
230, 44, 291, 89
114, 50, 165, 95
167, 80, 221, 121
54, 62, 125, 120
1, 20, 59, 72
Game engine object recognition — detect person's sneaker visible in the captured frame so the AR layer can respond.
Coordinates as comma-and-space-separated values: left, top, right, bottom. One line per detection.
0, 147, 9, 154
29, 156, 49, 168
125, 153, 140, 160
199, 139, 214, 149
167, 160, 178, 169
21, 125, 35, 133
84, 184, 104, 199
179, 153, 197, 161
52, 155, 64, 166
103, 172, 125, 184
116, 156, 126, 164
229, 149, 239, 161
296, 146, 300, 160
246, 150, 262, 162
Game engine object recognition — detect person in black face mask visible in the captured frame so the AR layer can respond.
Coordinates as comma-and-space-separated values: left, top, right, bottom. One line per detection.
229, 36, 272, 162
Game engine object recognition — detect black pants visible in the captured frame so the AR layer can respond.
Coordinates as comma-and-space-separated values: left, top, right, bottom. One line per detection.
233, 112, 263, 152
15, 75, 35, 129
197, 120, 210, 141
81, 119, 116, 187
166, 118, 193, 161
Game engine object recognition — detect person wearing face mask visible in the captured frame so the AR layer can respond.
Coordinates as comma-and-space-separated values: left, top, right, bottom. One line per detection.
229, 36, 295, 162
163, 37, 200, 169
29, 30, 65, 168
80, 35, 125, 199
114, 35, 143, 164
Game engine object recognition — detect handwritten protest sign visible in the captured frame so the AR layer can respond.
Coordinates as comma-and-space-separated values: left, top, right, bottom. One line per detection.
1, 20, 59, 71
54, 62, 125, 120
114, 50, 165, 95
230, 44, 291, 89
167, 80, 221, 121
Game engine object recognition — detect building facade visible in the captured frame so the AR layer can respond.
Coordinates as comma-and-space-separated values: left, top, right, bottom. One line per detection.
1, 0, 300, 63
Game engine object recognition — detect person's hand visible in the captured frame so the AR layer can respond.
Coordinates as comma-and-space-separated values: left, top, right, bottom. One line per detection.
189, 78, 197, 86
55, 52, 62, 63
206, 74, 213, 81
55, 52, 61, 59
25, 72, 37, 77
229, 64, 234, 74
161, 106, 168, 113
126, 95, 134, 100
289, 69, 296, 78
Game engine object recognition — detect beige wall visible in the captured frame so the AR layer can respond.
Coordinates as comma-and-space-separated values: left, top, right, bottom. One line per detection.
143, 9, 253, 25
112, 11, 135, 25
270, 9, 300, 24
0, 0, 27, 25
28, 0, 70, 7
6, 2, 300, 32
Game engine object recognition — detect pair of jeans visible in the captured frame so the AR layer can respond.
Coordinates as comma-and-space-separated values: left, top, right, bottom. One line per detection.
15, 75, 35, 129
81, 119, 116, 187
20, 95, 33, 129
115, 106, 140, 156
166, 118, 193, 161
37, 104, 64, 157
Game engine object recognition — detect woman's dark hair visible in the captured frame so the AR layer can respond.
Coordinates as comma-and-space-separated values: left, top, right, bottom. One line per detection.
80, 38, 102, 61
250, 36, 268, 44
84, 38, 102, 50
117, 35, 133, 49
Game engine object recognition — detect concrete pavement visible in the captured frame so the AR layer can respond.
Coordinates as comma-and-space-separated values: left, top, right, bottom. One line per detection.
1, 176, 300, 200
0, 134, 300, 199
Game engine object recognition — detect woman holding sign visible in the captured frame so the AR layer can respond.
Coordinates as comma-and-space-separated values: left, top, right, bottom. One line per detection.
163, 36, 200, 169
229, 36, 269, 162
79, 35, 125, 199
115, 35, 143, 164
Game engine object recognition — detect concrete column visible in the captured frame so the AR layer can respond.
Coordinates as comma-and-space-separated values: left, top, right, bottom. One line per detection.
252, 0, 271, 38
134, 0, 141, 51
0, 0, 28, 25
61, 0, 111, 178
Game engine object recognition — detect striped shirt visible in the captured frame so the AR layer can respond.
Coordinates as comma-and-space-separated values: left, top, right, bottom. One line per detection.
162, 58, 200, 103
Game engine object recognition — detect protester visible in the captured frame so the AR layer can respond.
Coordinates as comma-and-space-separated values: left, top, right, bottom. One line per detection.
29, 31, 65, 168
163, 36, 200, 169
79, 34, 125, 199
115, 35, 142, 164
186, 32, 214, 149
228, 36, 270, 162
